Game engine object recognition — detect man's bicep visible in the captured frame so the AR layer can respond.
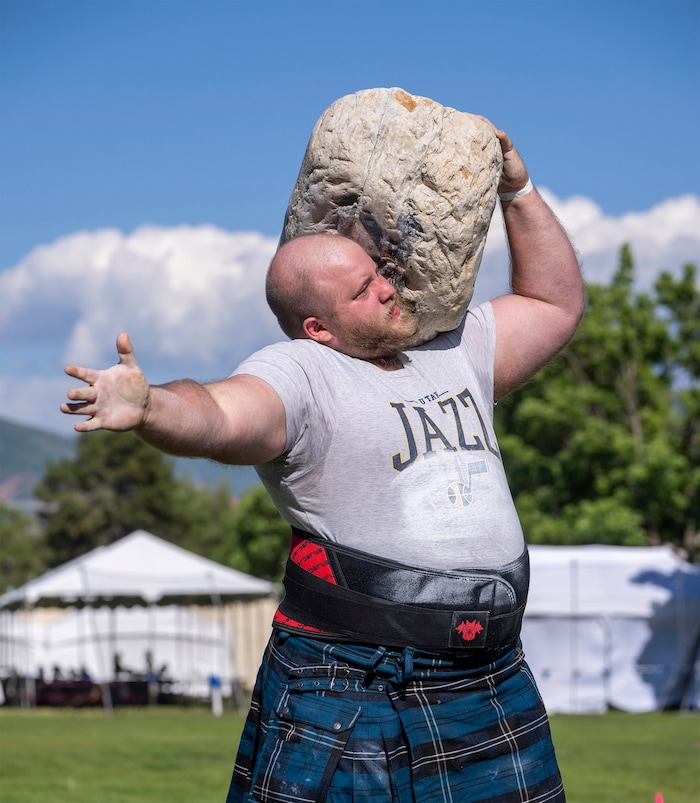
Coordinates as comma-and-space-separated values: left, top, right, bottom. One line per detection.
491, 294, 577, 399
207, 374, 288, 465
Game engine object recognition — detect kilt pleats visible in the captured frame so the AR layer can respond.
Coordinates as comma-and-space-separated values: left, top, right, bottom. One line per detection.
226, 632, 565, 803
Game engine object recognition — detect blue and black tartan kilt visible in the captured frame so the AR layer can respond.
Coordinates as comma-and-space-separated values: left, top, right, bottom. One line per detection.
226, 631, 565, 803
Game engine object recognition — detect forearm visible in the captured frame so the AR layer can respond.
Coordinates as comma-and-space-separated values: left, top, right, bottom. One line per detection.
502, 188, 585, 323
136, 374, 287, 465
63, 333, 286, 463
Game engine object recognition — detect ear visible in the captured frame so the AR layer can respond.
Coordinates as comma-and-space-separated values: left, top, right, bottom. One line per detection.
302, 316, 333, 344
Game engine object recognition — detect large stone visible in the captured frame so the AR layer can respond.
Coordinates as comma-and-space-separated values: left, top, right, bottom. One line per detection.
281, 87, 503, 344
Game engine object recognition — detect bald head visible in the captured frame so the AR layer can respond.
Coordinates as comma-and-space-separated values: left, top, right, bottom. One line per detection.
266, 234, 367, 339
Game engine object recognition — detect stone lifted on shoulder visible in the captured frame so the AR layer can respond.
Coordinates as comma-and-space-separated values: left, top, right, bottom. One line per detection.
281, 87, 503, 345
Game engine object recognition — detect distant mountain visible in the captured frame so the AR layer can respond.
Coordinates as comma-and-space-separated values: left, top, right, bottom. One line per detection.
0, 417, 259, 505
0, 418, 74, 502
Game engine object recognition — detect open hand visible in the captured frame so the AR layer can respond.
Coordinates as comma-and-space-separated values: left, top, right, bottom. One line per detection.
61, 332, 151, 432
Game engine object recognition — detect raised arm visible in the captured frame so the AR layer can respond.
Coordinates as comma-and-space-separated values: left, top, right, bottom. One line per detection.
489, 128, 585, 399
61, 332, 287, 465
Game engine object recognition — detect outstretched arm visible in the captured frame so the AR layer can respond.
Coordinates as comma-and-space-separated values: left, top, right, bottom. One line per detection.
61, 332, 287, 465
488, 127, 585, 399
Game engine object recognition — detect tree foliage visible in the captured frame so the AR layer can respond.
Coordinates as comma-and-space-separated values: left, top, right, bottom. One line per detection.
34, 432, 242, 566
222, 486, 291, 583
0, 503, 49, 593
32, 429, 290, 580
495, 246, 699, 559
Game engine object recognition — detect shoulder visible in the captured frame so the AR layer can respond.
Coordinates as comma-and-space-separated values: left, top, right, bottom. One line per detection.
231, 340, 347, 423
232, 338, 335, 378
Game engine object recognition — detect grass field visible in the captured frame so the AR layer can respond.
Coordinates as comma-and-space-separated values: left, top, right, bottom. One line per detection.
1, 706, 698, 802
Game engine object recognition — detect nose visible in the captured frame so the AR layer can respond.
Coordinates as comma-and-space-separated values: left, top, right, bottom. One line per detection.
376, 274, 396, 303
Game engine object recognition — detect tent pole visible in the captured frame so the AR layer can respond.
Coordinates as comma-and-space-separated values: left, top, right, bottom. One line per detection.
21, 600, 34, 709
87, 604, 114, 716
209, 582, 225, 713
569, 559, 579, 713
147, 605, 158, 705
601, 615, 612, 709
79, 566, 113, 716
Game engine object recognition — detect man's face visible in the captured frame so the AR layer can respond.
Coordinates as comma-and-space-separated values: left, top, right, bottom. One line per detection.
318, 243, 418, 360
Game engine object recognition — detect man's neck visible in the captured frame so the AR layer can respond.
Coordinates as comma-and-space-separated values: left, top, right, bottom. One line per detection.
366, 354, 404, 371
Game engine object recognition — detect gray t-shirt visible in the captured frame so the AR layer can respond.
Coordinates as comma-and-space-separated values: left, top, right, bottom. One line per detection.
233, 302, 524, 570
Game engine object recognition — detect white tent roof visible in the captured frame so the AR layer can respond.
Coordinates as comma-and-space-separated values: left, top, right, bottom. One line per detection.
0, 530, 275, 609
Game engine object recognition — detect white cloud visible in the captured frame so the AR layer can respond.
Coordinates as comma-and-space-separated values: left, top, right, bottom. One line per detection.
473, 192, 700, 304
1, 193, 698, 436
0, 225, 281, 371
0, 225, 281, 435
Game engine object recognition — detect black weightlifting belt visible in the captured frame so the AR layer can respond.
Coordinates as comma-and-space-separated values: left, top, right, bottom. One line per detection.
278, 529, 530, 653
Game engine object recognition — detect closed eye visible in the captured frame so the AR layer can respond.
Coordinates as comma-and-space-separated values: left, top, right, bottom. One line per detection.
353, 280, 371, 299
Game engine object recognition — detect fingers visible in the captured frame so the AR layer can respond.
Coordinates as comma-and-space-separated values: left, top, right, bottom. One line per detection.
497, 130, 514, 151
60, 400, 93, 415
73, 417, 104, 433
476, 115, 516, 163
61, 369, 101, 428
65, 385, 97, 404
63, 332, 138, 386
61, 385, 98, 415
492, 128, 515, 158
59, 399, 103, 432
64, 364, 99, 384
116, 331, 139, 368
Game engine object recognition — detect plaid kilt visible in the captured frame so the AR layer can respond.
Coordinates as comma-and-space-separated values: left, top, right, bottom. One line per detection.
226, 631, 565, 803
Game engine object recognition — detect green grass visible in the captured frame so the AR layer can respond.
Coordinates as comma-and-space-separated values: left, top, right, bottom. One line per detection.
0, 707, 698, 802
0, 706, 245, 803
550, 712, 700, 803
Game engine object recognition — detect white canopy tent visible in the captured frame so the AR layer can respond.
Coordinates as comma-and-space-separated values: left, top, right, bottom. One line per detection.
522, 544, 700, 713
0, 530, 275, 703
27, 605, 232, 698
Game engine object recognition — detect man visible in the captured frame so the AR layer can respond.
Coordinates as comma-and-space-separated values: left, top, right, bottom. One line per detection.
62, 125, 584, 802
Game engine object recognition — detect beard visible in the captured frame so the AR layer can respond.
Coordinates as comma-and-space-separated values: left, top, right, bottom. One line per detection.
330, 300, 419, 360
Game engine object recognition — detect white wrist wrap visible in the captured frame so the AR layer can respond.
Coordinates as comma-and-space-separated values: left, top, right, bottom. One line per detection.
499, 178, 534, 202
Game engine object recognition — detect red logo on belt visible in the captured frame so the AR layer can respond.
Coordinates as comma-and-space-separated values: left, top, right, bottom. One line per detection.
455, 619, 484, 642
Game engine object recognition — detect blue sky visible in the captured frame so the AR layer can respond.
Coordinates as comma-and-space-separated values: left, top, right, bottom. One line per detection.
1, 0, 699, 437
2, 0, 698, 268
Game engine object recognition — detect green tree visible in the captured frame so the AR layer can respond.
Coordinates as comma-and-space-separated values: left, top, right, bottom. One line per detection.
33, 428, 290, 579
223, 486, 290, 583
0, 503, 49, 593
654, 262, 700, 555
170, 479, 241, 565
495, 246, 699, 559
35, 431, 235, 565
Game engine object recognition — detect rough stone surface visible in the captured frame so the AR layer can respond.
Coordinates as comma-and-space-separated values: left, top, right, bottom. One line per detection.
281, 87, 503, 344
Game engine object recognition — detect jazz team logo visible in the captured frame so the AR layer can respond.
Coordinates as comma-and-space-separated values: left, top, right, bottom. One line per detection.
446, 459, 488, 508
447, 481, 472, 508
